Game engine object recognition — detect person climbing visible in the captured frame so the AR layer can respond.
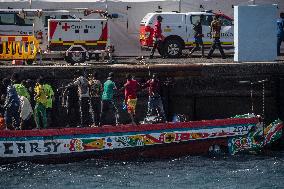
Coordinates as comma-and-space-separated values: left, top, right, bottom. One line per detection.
143, 73, 166, 121
65, 70, 91, 127
188, 15, 205, 58
150, 15, 165, 59
207, 15, 226, 59
88, 71, 103, 127
2, 78, 20, 130
100, 72, 118, 126
121, 74, 140, 125
34, 77, 48, 129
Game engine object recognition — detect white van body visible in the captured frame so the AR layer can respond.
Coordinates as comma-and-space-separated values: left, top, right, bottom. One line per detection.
140, 11, 234, 58
48, 18, 108, 51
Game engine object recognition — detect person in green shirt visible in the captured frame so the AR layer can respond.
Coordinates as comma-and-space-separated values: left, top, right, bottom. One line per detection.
100, 72, 118, 126
43, 81, 54, 128
14, 80, 31, 101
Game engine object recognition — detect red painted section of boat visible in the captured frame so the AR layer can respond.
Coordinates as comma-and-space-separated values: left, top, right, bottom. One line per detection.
0, 117, 259, 138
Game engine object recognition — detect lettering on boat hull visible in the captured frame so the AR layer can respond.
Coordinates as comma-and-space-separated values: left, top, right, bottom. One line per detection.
0, 123, 256, 158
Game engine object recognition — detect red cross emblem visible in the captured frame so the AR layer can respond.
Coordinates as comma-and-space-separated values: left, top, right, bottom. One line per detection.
62, 23, 70, 31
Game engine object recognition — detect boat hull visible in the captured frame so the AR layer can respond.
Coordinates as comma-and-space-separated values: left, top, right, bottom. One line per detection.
0, 117, 261, 163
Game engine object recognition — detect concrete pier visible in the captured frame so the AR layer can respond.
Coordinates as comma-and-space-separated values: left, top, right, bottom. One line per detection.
0, 59, 284, 127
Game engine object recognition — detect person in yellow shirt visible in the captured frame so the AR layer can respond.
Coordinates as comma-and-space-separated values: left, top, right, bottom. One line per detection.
34, 77, 47, 129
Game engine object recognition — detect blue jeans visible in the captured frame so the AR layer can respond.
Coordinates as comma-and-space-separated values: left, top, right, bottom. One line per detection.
277, 36, 283, 56
5, 103, 20, 129
147, 95, 166, 119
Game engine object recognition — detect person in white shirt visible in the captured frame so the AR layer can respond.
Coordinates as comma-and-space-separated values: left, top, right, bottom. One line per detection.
19, 95, 34, 130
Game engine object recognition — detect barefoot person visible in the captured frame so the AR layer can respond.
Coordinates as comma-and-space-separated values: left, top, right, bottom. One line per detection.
121, 74, 140, 125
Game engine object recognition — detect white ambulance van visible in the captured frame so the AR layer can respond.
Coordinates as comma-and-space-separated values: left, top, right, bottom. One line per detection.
140, 11, 234, 58
48, 18, 108, 64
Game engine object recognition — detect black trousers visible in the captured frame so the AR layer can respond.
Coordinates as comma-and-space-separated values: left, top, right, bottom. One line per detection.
67, 102, 80, 127
90, 97, 101, 126
150, 39, 164, 56
79, 97, 91, 127
100, 100, 118, 126
207, 38, 226, 58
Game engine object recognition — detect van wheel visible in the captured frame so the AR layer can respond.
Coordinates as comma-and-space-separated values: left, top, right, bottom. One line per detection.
66, 51, 86, 65
164, 39, 182, 58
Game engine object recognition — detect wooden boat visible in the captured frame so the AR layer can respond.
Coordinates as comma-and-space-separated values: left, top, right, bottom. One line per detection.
0, 114, 282, 163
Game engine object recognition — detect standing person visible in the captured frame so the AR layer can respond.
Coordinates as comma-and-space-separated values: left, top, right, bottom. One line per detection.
143, 73, 166, 121
43, 80, 54, 128
188, 15, 205, 57
121, 74, 140, 125
277, 12, 284, 56
150, 15, 164, 59
66, 70, 91, 127
2, 78, 20, 130
34, 77, 48, 129
19, 95, 33, 130
100, 72, 118, 126
26, 79, 35, 108
207, 15, 226, 59
88, 72, 103, 127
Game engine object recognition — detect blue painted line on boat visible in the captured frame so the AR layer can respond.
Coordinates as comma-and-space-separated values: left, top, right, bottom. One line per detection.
0, 123, 256, 141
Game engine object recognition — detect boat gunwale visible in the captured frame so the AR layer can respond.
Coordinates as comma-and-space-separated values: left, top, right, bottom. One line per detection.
0, 117, 259, 138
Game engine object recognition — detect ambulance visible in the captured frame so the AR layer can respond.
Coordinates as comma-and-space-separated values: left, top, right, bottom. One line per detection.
48, 18, 108, 64
0, 9, 110, 64
140, 11, 234, 58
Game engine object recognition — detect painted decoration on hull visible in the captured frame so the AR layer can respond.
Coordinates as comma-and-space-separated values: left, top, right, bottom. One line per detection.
0, 122, 256, 158
228, 119, 283, 155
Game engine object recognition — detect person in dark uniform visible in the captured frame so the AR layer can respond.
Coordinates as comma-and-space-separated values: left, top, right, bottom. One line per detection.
188, 15, 205, 57
207, 15, 226, 59
277, 12, 284, 56
150, 15, 164, 59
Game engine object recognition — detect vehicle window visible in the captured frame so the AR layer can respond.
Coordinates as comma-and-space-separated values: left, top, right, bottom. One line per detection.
220, 16, 233, 26
15, 15, 33, 26
203, 15, 213, 26
190, 15, 200, 25
0, 13, 16, 25
190, 15, 212, 26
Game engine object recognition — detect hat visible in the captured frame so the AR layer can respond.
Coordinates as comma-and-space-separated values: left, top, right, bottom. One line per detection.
157, 15, 163, 20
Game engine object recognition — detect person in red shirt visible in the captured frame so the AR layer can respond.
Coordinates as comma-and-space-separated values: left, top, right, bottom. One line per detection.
121, 74, 140, 125
143, 73, 166, 121
150, 15, 164, 59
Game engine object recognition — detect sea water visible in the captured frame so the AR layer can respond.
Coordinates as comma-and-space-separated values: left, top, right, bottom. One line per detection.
0, 152, 284, 189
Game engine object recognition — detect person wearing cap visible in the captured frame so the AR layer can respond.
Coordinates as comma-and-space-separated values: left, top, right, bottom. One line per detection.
143, 73, 166, 121
100, 72, 118, 126
207, 15, 226, 59
150, 15, 165, 59
88, 71, 103, 127
121, 74, 140, 125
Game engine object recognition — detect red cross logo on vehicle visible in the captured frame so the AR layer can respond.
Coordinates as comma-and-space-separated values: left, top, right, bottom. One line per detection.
62, 23, 70, 31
